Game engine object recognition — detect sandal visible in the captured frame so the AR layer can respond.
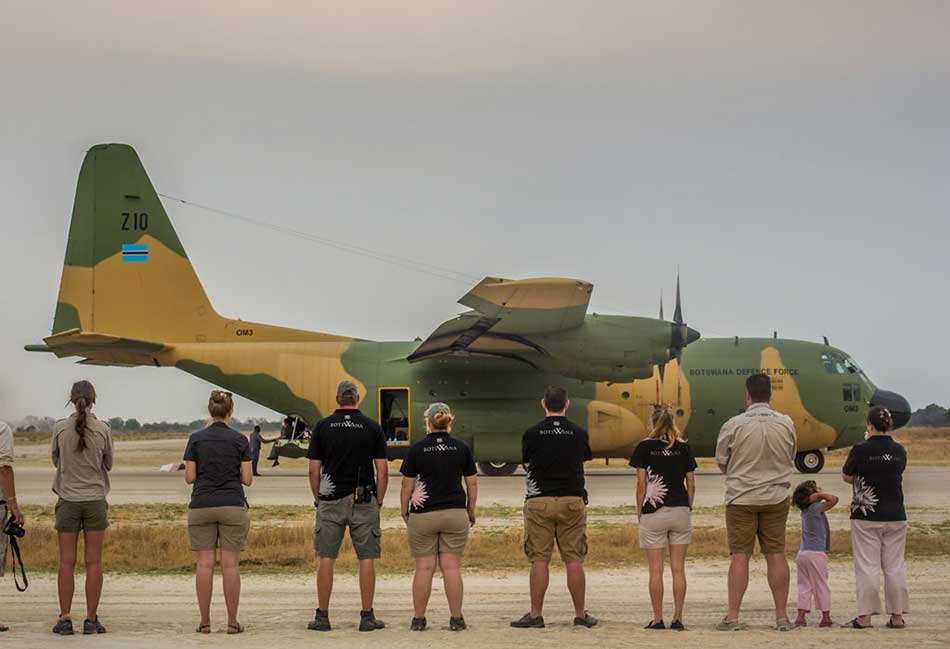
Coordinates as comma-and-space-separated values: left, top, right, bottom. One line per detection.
844, 618, 872, 629
886, 619, 906, 629
196, 623, 211, 634
227, 622, 244, 634
0, 624, 8, 632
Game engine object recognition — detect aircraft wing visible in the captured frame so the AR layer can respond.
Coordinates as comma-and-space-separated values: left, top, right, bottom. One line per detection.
407, 277, 593, 363
26, 328, 167, 367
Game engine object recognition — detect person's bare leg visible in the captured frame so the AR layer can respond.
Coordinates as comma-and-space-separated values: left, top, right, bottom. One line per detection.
439, 553, 464, 618
565, 562, 587, 618
669, 544, 688, 623
57, 532, 79, 619
529, 561, 550, 617
82, 531, 106, 620
358, 559, 376, 611
765, 552, 791, 621
220, 551, 242, 628
412, 556, 437, 618
726, 553, 750, 621
317, 558, 335, 611
645, 548, 665, 623
195, 550, 216, 628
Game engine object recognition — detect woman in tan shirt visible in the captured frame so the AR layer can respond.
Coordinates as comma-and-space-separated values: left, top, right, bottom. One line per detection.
51, 380, 114, 636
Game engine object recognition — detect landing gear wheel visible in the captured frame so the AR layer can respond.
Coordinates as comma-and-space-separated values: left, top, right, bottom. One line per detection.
477, 462, 518, 477
795, 450, 824, 474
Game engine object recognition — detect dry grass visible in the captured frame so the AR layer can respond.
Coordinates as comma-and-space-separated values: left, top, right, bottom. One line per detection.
9, 510, 949, 575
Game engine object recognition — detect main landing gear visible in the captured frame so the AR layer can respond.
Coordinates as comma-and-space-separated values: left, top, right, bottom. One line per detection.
795, 450, 825, 474
477, 462, 518, 477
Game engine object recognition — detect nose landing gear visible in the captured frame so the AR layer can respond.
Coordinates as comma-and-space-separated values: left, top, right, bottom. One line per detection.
795, 450, 825, 474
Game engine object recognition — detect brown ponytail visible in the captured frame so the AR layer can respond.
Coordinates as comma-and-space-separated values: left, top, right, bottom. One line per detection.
69, 380, 97, 451
867, 406, 893, 433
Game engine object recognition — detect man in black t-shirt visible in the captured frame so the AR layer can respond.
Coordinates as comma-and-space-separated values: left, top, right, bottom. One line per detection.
512, 386, 597, 630
305, 381, 389, 633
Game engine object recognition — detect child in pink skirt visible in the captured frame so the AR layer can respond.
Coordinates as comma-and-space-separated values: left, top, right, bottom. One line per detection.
793, 480, 839, 627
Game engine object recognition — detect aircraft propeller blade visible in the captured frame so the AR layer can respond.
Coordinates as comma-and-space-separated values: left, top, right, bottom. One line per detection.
673, 274, 683, 325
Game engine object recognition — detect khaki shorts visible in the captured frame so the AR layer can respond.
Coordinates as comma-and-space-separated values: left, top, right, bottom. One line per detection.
187, 506, 250, 552
54, 498, 109, 533
523, 496, 587, 564
726, 498, 790, 555
315, 498, 381, 561
407, 509, 470, 557
639, 506, 692, 549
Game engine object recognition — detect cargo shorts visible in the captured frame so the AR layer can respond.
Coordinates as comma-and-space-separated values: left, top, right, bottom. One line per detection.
726, 497, 790, 555
54, 498, 109, 533
314, 498, 382, 561
523, 496, 588, 564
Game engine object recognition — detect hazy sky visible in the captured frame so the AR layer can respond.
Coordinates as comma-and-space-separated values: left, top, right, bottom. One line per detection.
1, 1, 947, 423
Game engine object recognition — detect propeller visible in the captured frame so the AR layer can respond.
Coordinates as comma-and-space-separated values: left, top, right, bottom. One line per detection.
658, 274, 701, 389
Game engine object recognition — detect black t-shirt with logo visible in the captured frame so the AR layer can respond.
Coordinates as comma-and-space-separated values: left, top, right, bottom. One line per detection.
522, 416, 592, 500
629, 439, 698, 515
306, 409, 388, 502
842, 435, 907, 522
399, 433, 477, 514
183, 422, 253, 509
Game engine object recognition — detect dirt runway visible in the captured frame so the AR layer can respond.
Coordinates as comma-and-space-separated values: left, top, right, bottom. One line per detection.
3, 560, 947, 648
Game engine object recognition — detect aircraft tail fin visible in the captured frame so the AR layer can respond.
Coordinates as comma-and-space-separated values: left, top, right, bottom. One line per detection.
45, 143, 352, 353
52, 143, 220, 343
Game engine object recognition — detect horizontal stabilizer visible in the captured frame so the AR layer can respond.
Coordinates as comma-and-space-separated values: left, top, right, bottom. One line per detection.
31, 328, 167, 367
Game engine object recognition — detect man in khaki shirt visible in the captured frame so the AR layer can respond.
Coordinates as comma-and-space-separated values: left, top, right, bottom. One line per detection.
715, 373, 796, 631
0, 420, 24, 633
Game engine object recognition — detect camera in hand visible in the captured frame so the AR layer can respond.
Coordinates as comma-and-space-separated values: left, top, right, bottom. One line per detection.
2, 517, 25, 538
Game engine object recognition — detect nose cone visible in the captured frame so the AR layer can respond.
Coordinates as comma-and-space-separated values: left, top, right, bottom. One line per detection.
870, 389, 912, 430
686, 326, 701, 345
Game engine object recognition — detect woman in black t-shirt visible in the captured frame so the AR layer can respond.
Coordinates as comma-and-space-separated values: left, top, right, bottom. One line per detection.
399, 403, 478, 632
629, 404, 697, 630
842, 406, 908, 629
183, 391, 253, 634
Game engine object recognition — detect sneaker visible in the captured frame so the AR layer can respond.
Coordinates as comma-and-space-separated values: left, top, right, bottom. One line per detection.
645, 619, 665, 630
83, 617, 107, 634
53, 618, 74, 635
359, 609, 385, 632
410, 617, 427, 631
511, 613, 545, 629
449, 616, 467, 631
669, 619, 686, 631
716, 618, 746, 631
307, 609, 331, 632
574, 613, 598, 628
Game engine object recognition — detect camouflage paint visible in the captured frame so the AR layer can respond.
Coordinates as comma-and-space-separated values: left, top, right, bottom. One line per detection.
32, 144, 886, 465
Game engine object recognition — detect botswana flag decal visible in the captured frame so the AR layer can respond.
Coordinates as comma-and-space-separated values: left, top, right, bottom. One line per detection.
122, 243, 149, 263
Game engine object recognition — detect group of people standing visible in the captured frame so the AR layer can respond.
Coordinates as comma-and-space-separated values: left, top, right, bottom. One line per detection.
0, 373, 910, 634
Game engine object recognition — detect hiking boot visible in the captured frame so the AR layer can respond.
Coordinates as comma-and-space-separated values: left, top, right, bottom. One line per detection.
83, 617, 107, 634
574, 612, 598, 628
511, 613, 545, 628
669, 619, 686, 631
359, 609, 385, 632
410, 617, 427, 631
307, 609, 331, 632
53, 618, 74, 635
645, 619, 665, 630
449, 616, 467, 631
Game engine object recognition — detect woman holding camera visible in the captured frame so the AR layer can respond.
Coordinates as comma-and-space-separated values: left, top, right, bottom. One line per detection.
184, 390, 253, 634
51, 380, 114, 635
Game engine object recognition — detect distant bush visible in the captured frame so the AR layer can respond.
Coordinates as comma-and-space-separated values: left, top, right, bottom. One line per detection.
909, 403, 950, 427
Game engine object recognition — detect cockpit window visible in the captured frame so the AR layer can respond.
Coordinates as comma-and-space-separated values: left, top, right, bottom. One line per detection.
821, 352, 860, 375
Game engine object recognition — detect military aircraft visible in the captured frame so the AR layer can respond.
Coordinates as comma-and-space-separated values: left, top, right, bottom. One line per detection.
27, 144, 912, 475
